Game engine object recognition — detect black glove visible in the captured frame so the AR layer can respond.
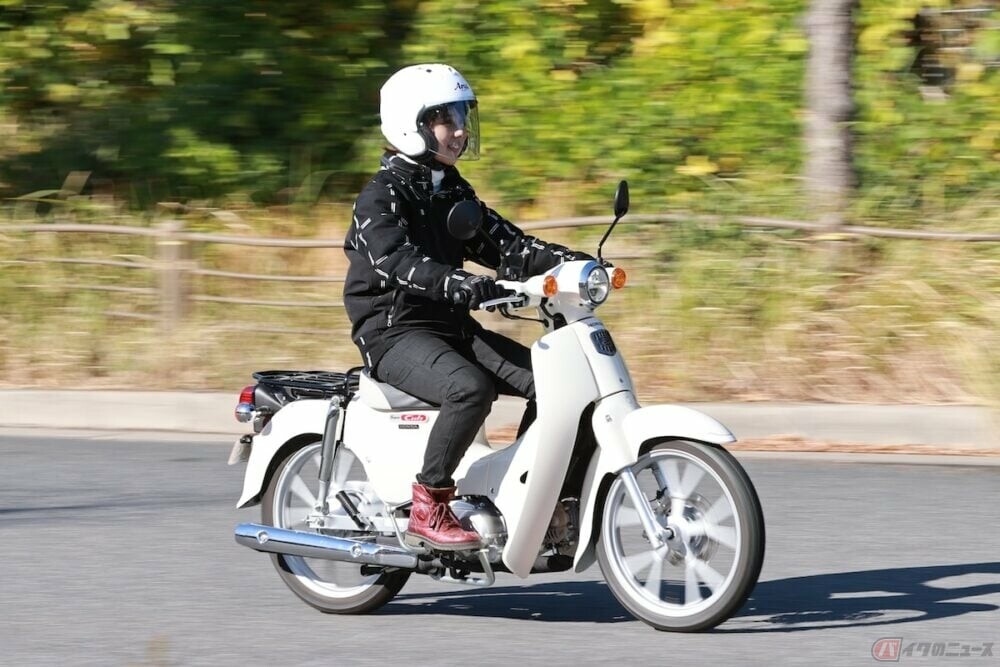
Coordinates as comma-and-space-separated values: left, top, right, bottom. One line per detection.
454, 274, 513, 310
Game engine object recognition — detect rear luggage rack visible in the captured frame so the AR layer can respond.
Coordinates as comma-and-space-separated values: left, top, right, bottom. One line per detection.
253, 369, 360, 401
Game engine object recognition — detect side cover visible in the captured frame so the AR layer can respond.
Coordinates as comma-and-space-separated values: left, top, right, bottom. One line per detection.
342, 398, 493, 505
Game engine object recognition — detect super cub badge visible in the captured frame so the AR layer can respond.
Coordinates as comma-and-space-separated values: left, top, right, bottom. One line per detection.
392, 413, 427, 429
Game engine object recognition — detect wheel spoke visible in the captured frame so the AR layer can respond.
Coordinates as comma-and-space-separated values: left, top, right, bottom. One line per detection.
686, 521, 738, 551
684, 559, 703, 605
677, 461, 706, 501
671, 496, 687, 523
617, 505, 642, 528
644, 551, 665, 597
703, 494, 734, 525
288, 475, 317, 508
706, 524, 738, 550
686, 552, 725, 593
624, 549, 657, 575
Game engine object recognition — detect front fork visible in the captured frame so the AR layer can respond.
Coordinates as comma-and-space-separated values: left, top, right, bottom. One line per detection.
618, 467, 674, 548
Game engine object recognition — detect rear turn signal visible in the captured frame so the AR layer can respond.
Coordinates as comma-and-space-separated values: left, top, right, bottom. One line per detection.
235, 384, 256, 422
611, 267, 627, 289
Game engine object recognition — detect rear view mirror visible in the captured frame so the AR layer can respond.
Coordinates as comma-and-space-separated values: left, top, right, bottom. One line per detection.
614, 180, 629, 219
446, 200, 482, 241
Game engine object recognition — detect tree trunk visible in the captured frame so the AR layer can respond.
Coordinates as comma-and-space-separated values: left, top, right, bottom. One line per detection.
804, 0, 856, 230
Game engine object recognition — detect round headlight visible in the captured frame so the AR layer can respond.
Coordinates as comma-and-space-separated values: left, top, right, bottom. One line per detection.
584, 266, 610, 305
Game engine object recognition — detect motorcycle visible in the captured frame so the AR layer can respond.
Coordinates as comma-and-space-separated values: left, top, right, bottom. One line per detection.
229, 181, 765, 631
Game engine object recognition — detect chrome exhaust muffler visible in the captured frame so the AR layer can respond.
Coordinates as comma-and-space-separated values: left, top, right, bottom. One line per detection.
234, 523, 418, 569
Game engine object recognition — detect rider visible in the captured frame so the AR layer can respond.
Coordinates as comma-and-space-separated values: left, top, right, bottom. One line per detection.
343, 63, 591, 551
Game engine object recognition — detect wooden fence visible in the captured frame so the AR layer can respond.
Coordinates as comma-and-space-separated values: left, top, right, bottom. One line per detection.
3, 213, 999, 333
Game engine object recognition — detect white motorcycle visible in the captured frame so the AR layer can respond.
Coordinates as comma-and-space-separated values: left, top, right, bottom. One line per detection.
230, 182, 764, 632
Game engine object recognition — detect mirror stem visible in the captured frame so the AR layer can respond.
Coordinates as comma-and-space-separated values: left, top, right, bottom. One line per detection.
597, 215, 623, 264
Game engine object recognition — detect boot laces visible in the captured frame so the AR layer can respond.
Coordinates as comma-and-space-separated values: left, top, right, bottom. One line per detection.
428, 502, 459, 530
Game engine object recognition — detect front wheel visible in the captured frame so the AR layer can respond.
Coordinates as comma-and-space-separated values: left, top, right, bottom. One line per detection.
261, 440, 410, 614
597, 441, 764, 631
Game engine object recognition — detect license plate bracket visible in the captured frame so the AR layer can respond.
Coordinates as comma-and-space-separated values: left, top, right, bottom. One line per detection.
228, 435, 253, 465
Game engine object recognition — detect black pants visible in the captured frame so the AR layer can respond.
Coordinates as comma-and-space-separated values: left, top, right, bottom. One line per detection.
374, 327, 534, 488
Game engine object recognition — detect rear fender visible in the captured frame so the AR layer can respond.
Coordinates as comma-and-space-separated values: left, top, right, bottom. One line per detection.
236, 399, 328, 508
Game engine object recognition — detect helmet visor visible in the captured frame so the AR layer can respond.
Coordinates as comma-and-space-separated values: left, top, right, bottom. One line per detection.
421, 101, 480, 161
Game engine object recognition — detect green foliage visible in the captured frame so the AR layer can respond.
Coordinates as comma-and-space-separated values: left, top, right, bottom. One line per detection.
0, 0, 416, 202
854, 2, 1000, 221
392, 0, 808, 217
0, 0, 996, 221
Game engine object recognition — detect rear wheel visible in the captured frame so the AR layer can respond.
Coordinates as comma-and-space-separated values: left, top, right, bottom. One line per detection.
597, 441, 764, 631
261, 440, 409, 614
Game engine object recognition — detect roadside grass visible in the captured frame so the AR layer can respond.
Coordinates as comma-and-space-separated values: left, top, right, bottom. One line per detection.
1, 199, 998, 406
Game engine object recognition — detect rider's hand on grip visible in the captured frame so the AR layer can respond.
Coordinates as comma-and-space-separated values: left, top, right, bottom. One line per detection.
456, 274, 513, 311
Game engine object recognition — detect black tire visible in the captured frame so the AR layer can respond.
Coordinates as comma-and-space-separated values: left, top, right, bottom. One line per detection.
261, 440, 410, 614
596, 441, 765, 631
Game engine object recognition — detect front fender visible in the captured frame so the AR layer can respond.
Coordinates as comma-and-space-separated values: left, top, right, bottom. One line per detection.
236, 399, 328, 508
622, 404, 735, 449
573, 402, 736, 571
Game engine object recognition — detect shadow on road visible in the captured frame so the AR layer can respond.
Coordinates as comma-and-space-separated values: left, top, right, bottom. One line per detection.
387, 580, 632, 623
383, 562, 1000, 630
726, 561, 1000, 633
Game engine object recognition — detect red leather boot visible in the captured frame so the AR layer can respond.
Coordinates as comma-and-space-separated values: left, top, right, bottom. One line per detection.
405, 483, 481, 551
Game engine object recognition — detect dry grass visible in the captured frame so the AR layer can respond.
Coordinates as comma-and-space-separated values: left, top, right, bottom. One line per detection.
2, 204, 999, 406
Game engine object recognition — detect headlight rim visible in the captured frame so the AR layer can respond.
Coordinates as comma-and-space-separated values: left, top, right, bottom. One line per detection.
582, 265, 610, 305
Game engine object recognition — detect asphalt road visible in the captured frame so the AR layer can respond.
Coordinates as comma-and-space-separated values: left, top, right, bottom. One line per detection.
2, 432, 1000, 666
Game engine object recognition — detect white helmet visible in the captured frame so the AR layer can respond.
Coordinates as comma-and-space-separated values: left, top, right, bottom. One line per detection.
379, 63, 480, 161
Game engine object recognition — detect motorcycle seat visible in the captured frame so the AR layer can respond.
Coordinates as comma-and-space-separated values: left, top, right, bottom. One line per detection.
358, 370, 437, 411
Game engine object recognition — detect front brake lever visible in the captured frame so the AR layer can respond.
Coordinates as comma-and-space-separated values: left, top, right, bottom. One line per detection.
479, 294, 526, 311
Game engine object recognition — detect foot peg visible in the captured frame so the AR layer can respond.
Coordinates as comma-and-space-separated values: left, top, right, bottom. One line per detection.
429, 549, 496, 587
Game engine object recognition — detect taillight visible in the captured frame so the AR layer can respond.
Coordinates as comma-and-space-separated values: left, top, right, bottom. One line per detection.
235, 384, 256, 422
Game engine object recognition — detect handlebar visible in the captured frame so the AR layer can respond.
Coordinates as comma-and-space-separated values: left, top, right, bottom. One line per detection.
453, 262, 600, 312
476, 294, 527, 311
473, 278, 539, 311
451, 278, 533, 311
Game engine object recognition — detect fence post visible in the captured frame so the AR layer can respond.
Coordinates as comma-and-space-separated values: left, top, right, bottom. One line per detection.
156, 219, 190, 331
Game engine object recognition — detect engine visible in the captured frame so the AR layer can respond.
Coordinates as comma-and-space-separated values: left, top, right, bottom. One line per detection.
544, 498, 579, 556
450, 497, 507, 562
449, 496, 579, 564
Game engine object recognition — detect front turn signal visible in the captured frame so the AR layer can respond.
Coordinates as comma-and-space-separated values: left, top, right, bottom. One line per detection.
611, 267, 627, 289
543, 275, 558, 297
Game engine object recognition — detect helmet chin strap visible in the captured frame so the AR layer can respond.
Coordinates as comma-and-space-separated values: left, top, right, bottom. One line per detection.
414, 127, 440, 165
414, 125, 468, 165
395, 149, 447, 172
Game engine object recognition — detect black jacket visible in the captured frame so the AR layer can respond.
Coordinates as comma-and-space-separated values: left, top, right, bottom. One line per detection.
343, 152, 585, 371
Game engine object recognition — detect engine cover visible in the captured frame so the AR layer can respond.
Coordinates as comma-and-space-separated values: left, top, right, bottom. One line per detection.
451, 496, 507, 560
